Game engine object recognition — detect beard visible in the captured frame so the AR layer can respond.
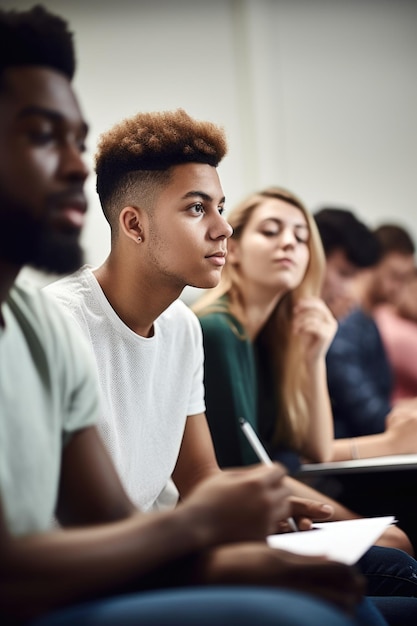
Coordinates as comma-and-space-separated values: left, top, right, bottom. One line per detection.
0, 193, 84, 275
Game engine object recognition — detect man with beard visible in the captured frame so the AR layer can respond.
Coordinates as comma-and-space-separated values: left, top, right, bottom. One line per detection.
0, 5, 390, 626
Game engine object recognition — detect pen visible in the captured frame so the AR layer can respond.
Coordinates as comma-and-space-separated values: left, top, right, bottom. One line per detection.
239, 417, 298, 532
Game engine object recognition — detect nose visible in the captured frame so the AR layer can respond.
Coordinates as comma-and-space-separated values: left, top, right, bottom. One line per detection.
278, 226, 297, 248
60, 140, 89, 182
209, 212, 233, 240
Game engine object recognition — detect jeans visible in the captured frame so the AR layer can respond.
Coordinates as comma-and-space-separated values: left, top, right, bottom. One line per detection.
358, 545, 417, 625
359, 545, 417, 597
28, 587, 384, 626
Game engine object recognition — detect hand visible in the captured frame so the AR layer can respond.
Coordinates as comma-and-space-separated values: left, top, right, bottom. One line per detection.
200, 542, 366, 615
182, 464, 291, 546
292, 298, 337, 362
275, 496, 334, 533
384, 406, 417, 454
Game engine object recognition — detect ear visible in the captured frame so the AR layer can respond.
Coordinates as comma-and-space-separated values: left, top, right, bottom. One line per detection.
119, 206, 146, 243
227, 238, 240, 265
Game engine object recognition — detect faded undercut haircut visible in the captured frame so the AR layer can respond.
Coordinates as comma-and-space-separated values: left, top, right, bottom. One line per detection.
0, 4, 75, 88
95, 108, 227, 234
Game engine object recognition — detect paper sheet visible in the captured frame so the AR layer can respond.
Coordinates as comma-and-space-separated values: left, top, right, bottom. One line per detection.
267, 516, 395, 565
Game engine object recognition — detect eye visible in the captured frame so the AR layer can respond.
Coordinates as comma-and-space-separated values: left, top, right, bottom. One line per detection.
261, 228, 279, 237
294, 229, 309, 244
28, 129, 55, 145
218, 206, 225, 216
77, 139, 87, 154
189, 202, 205, 215
295, 234, 309, 244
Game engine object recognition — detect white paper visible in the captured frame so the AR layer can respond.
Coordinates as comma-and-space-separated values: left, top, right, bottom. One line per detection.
267, 516, 395, 565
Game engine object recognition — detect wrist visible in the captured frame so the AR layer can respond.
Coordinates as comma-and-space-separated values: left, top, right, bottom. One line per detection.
350, 438, 360, 460
176, 500, 219, 550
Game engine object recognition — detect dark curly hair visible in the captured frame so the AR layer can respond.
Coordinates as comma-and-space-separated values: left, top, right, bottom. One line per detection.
374, 223, 415, 257
95, 108, 227, 230
0, 4, 75, 87
314, 207, 380, 268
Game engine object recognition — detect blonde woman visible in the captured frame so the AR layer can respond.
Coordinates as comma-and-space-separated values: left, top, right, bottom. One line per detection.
193, 186, 336, 470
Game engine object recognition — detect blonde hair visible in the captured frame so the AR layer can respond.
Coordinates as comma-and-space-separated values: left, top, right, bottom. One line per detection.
193, 186, 326, 450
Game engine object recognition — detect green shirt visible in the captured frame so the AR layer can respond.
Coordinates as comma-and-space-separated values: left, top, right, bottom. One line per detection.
199, 308, 270, 467
199, 306, 300, 472
0, 284, 100, 536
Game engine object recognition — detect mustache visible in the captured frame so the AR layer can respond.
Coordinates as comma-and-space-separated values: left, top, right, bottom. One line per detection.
45, 186, 87, 214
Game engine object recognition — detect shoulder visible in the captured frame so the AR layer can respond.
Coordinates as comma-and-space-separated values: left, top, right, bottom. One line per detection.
198, 309, 247, 345
43, 265, 94, 309
337, 308, 377, 337
9, 282, 97, 369
157, 298, 203, 347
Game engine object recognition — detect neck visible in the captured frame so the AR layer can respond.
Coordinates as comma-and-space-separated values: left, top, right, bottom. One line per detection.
235, 282, 283, 340
94, 253, 182, 337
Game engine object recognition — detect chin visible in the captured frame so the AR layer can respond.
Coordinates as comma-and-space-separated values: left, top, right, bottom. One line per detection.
190, 274, 222, 290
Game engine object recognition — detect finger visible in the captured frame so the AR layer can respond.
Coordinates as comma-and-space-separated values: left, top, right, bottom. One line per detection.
290, 497, 334, 519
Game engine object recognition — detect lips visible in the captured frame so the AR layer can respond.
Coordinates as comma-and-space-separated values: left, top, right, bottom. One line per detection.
205, 250, 227, 266
274, 257, 295, 266
206, 250, 227, 259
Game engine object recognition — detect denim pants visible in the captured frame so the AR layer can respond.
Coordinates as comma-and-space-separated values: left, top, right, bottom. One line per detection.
358, 545, 417, 625
29, 587, 385, 626
26, 545, 417, 626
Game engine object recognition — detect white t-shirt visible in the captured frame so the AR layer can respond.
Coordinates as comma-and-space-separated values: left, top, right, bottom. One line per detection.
45, 266, 206, 511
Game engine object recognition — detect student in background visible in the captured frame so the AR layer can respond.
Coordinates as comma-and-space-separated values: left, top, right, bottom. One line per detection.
324, 222, 417, 552
1, 6, 385, 626
313, 207, 380, 320
374, 268, 417, 402
326, 223, 417, 443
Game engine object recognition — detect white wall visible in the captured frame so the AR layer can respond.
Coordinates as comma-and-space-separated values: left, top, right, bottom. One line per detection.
6, 0, 417, 292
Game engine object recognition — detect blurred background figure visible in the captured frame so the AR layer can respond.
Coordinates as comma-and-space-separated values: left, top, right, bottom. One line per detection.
326, 222, 416, 441
313, 207, 380, 320
374, 268, 417, 402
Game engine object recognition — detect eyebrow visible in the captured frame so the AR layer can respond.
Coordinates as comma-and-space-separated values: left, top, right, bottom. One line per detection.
17, 105, 89, 135
182, 190, 226, 204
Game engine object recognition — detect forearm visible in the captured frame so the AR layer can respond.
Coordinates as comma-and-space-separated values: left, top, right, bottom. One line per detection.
303, 360, 334, 462
331, 432, 395, 462
0, 507, 209, 621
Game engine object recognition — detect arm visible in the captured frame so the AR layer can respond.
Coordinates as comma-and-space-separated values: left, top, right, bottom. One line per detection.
0, 426, 292, 621
293, 297, 336, 462
331, 401, 417, 461
172, 412, 221, 499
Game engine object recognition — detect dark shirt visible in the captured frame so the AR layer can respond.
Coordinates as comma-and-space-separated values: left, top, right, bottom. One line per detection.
326, 308, 393, 438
